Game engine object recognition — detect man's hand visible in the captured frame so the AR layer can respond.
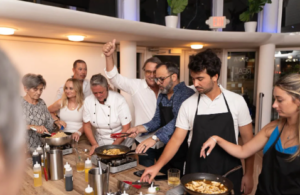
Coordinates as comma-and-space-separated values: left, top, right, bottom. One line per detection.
89, 144, 99, 155
102, 39, 116, 57
135, 138, 156, 153
240, 173, 253, 195
126, 126, 147, 138
140, 164, 161, 184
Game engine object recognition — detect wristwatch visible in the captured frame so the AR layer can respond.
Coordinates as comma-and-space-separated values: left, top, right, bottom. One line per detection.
152, 135, 159, 142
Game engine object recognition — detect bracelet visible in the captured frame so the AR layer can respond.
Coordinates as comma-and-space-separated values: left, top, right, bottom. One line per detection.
210, 136, 217, 143
76, 131, 82, 136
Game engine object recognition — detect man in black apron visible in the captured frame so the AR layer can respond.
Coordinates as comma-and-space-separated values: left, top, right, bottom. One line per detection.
127, 62, 194, 176
139, 49, 254, 195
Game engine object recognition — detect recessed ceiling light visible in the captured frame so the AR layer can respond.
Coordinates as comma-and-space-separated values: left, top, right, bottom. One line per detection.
67, 35, 85, 41
288, 55, 293, 59
191, 45, 203, 49
0, 27, 16, 35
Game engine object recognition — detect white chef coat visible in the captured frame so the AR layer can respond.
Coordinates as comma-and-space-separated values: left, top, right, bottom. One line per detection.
105, 66, 164, 149
56, 78, 91, 100
176, 85, 252, 146
83, 91, 132, 146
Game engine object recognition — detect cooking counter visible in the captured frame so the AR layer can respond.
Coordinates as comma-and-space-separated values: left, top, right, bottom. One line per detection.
21, 143, 172, 195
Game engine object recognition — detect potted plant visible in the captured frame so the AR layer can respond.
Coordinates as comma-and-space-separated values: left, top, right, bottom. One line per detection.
165, 0, 188, 28
239, 0, 272, 32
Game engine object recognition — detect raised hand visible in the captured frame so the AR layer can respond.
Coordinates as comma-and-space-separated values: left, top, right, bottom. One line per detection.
102, 39, 116, 57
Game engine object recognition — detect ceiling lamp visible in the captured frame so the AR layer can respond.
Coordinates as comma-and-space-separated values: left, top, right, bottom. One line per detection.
68, 35, 85, 42
0, 27, 16, 35
191, 45, 203, 49
288, 55, 293, 59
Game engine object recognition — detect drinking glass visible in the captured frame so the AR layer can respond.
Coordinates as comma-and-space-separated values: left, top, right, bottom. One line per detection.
168, 168, 180, 187
75, 148, 86, 172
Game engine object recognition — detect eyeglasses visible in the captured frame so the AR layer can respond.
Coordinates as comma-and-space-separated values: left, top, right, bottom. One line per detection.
154, 73, 174, 83
144, 70, 156, 76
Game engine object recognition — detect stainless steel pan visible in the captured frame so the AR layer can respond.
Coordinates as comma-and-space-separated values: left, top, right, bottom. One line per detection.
41, 132, 72, 146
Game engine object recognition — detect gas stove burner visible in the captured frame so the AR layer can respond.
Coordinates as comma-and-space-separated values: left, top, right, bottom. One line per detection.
91, 155, 137, 173
49, 144, 73, 155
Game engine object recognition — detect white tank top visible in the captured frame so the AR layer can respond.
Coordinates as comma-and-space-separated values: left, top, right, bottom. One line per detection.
59, 103, 83, 133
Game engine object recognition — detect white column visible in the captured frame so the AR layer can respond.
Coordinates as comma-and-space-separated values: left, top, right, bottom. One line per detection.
118, 0, 139, 21
262, 0, 280, 33
120, 41, 137, 126
255, 44, 275, 133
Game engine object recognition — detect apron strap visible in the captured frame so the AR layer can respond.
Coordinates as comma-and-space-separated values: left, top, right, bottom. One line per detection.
195, 94, 201, 115
222, 93, 232, 114
272, 121, 287, 147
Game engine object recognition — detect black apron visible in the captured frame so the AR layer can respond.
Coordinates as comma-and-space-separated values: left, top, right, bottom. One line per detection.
158, 100, 189, 177
256, 123, 300, 195
186, 93, 243, 195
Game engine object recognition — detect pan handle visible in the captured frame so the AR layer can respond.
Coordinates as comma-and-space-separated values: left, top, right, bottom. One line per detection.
126, 152, 148, 156
222, 165, 242, 177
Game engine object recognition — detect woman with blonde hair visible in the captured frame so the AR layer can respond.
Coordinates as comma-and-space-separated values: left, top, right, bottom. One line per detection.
201, 73, 300, 195
48, 78, 85, 142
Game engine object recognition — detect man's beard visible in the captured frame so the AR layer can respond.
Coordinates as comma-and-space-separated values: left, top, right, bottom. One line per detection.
161, 79, 173, 94
196, 80, 214, 94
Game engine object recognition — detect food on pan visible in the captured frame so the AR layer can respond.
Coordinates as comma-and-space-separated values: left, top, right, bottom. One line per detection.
102, 149, 125, 155
185, 179, 228, 194
46, 132, 67, 138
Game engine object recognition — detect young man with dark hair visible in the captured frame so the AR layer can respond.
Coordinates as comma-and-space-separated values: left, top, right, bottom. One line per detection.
140, 49, 254, 195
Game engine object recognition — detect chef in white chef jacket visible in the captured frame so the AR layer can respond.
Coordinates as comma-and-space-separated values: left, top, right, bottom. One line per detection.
83, 73, 133, 154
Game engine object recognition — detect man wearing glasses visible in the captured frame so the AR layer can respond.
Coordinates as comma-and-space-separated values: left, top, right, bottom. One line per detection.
103, 39, 164, 167
126, 62, 195, 176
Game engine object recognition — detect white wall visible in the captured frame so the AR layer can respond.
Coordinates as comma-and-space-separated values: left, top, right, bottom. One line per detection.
0, 36, 105, 106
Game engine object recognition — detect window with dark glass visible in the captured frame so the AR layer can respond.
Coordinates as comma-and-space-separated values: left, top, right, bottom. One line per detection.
140, 0, 168, 26
21, 0, 117, 17
180, 0, 211, 30
281, 0, 300, 32
223, 0, 257, 32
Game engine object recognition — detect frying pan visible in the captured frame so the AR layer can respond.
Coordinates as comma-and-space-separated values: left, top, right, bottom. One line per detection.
95, 145, 147, 160
181, 165, 242, 195
41, 132, 72, 146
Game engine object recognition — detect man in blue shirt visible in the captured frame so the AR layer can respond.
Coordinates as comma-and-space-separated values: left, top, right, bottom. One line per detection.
127, 62, 195, 175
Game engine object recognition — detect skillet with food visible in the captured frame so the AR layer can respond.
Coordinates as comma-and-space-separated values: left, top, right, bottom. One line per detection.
95, 145, 147, 160
181, 165, 242, 195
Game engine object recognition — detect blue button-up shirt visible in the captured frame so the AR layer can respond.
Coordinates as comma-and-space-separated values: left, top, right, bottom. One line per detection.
143, 82, 195, 144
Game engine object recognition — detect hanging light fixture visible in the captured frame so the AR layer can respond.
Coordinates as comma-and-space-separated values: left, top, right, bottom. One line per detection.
227, 52, 231, 60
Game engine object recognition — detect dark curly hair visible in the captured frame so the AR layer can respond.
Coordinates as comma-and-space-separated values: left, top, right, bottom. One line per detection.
188, 49, 221, 79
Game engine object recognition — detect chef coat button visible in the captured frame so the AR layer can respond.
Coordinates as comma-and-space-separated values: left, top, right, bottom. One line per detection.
108, 115, 110, 117
94, 113, 96, 114
125, 117, 127, 119
95, 104, 96, 106
108, 124, 110, 125
93, 121, 95, 123
108, 106, 110, 108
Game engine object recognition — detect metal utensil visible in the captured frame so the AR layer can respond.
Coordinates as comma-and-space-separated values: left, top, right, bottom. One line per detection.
30, 127, 51, 136
110, 132, 132, 138
41, 132, 72, 146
